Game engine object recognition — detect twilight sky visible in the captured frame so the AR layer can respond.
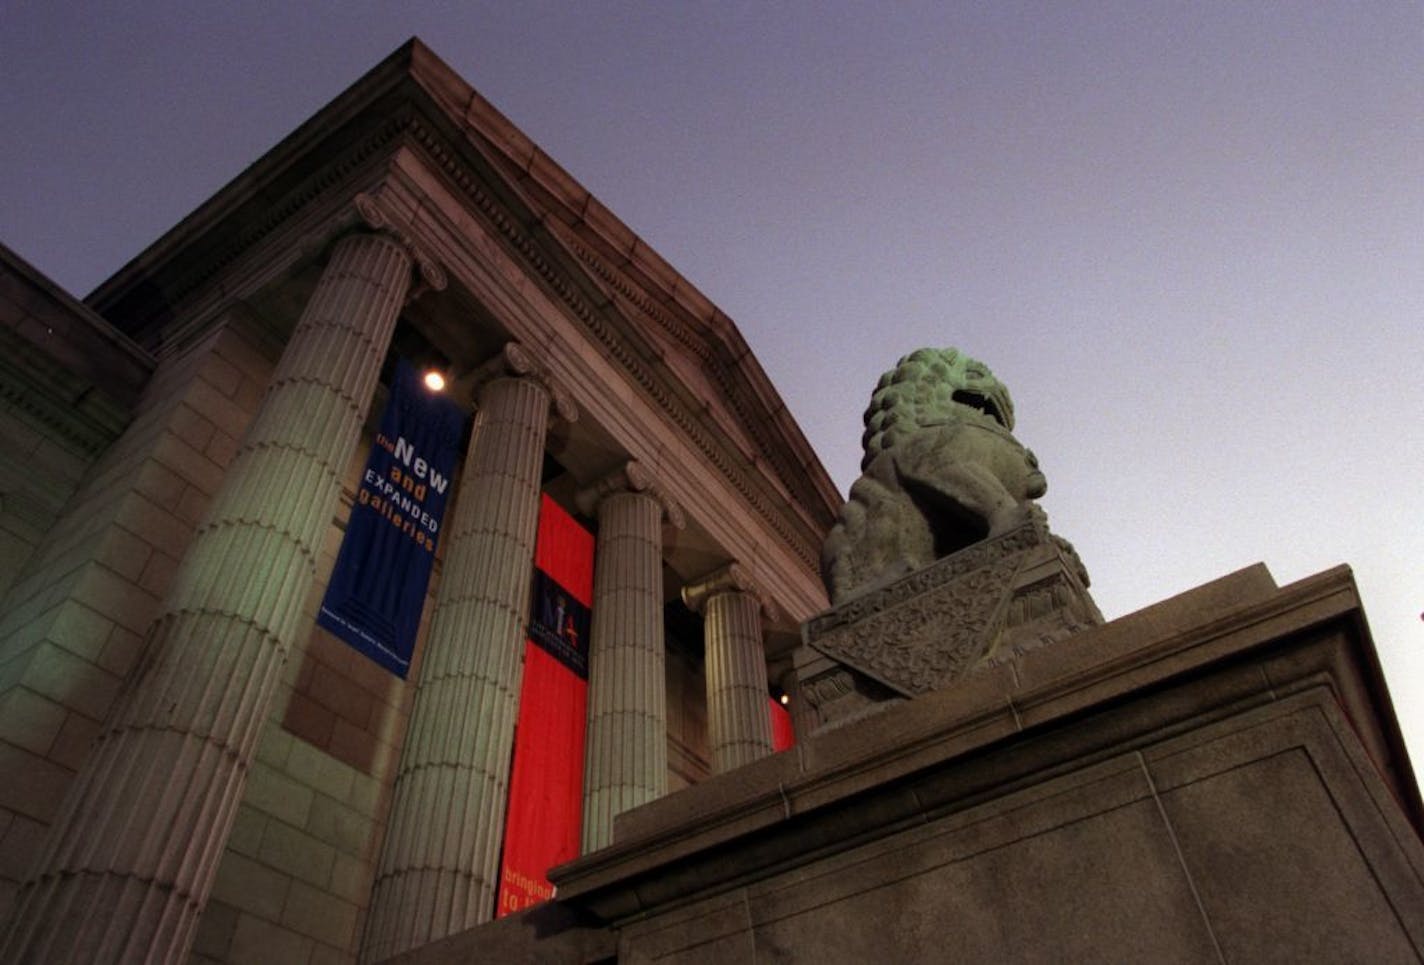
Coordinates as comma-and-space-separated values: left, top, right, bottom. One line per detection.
3, 3, 1421, 757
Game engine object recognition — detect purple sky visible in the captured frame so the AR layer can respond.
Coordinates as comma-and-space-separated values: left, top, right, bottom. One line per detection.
3, 3, 1422, 758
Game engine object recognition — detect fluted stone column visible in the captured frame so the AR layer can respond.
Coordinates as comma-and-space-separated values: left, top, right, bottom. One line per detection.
683, 564, 777, 773
578, 462, 683, 852
361, 344, 576, 963
2, 201, 438, 965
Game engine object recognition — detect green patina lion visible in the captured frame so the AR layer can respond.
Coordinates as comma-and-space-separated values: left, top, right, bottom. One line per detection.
822, 348, 1047, 604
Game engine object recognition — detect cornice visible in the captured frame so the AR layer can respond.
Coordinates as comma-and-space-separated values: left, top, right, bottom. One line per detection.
0, 327, 130, 457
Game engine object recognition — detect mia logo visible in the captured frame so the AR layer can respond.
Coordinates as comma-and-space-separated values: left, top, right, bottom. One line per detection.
528, 569, 590, 678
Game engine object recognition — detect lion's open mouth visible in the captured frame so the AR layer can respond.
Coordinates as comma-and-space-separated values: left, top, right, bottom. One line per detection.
951, 389, 1007, 428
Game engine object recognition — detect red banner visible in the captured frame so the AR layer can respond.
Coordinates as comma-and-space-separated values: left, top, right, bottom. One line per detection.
770, 697, 795, 752
496, 495, 594, 918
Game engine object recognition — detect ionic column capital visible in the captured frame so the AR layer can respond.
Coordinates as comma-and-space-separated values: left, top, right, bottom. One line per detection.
576, 460, 685, 529
352, 192, 447, 299
470, 342, 578, 424
682, 563, 778, 621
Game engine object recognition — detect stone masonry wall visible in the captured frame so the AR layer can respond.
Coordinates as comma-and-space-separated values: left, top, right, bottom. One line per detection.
0, 320, 271, 919
0, 401, 95, 603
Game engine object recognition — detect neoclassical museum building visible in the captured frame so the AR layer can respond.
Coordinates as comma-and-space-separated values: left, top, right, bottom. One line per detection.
4, 39, 1423, 965
0, 40, 834, 963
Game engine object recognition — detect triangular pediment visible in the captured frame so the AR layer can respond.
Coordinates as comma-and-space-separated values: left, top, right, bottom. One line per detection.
88, 39, 841, 541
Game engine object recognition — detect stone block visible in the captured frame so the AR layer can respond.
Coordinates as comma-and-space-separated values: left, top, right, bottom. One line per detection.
168, 402, 216, 453
46, 600, 112, 664
244, 760, 314, 829
195, 352, 242, 398
228, 803, 267, 858
94, 527, 152, 582
259, 820, 337, 887
348, 772, 382, 819
329, 851, 371, 904
72, 562, 159, 635
21, 641, 121, 720
328, 718, 379, 774
1143, 694, 1424, 959
205, 429, 239, 468
0, 811, 46, 880
282, 879, 359, 948
115, 489, 196, 558
191, 897, 240, 959
0, 686, 66, 756
282, 691, 336, 751
47, 710, 100, 770
306, 794, 373, 856
210, 851, 290, 921
343, 643, 405, 701
228, 912, 313, 965
151, 431, 224, 496
255, 720, 296, 771
182, 375, 259, 443
309, 663, 373, 729
210, 324, 275, 386
136, 549, 180, 597
1162, 745, 1417, 960
0, 743, 71, 822
97, 625, 145, 677
287, 738, 356, 802
175, 484, 211, 525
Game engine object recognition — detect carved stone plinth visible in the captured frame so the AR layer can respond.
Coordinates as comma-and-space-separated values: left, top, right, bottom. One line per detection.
798, 513, 1102, 732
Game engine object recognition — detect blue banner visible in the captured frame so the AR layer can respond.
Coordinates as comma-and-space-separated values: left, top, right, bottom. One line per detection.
317, 359, 466, 677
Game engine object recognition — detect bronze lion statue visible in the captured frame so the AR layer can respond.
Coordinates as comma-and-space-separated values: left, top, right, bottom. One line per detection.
822, 348, 1048, 603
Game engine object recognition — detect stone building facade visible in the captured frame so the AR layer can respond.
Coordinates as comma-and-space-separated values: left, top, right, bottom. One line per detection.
0, 40, 838, 963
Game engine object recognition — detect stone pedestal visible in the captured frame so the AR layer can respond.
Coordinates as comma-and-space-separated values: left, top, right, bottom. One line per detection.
797, 512, 1102, 732
578, 463, 682, 853
684, 565, 775, 774
2, 223, 429, 964
362, 345, 574, 962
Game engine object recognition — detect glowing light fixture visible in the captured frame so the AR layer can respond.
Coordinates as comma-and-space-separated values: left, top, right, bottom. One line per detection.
423, 370, 446, 392
779, 693, 790, 706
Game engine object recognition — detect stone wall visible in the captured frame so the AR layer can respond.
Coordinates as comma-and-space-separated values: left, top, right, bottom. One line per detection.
0, 320, 270, 918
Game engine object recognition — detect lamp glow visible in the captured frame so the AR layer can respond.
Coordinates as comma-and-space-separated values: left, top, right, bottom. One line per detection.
779, 693, 790, 706
423, 371, 446, 392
